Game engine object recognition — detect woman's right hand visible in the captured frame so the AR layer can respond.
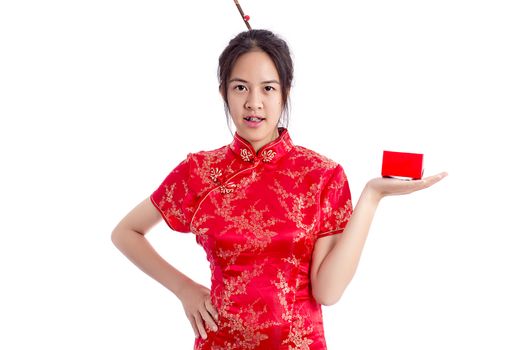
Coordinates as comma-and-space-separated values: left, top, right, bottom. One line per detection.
177, 280, 220, 340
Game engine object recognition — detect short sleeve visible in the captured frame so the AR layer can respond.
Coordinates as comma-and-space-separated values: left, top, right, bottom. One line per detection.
150, 154, 193, 233
317, 164, 354, 239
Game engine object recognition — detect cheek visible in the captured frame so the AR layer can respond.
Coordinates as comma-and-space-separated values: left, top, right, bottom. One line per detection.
226, 94, 237, 107
268, 94, 281, 106
228, 90, 241, 102
227, 98, 245, 119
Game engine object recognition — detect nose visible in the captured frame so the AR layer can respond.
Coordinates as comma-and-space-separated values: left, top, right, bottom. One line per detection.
245, 90, 262, 110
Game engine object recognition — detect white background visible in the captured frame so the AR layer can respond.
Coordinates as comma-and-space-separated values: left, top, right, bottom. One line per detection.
1, 0, 523, 349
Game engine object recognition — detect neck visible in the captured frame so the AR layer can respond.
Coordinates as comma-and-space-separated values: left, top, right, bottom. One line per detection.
250, 128, 280, 153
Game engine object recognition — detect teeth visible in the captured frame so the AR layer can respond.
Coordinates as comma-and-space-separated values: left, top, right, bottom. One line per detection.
246, 117, 263, 122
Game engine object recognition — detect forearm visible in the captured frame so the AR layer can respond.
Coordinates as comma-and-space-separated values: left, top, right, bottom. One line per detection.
315, 184, 381, 305
111, 229, 193, 298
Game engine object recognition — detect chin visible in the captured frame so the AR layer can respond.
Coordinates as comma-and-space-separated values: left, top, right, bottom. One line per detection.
241, 125, 277, 137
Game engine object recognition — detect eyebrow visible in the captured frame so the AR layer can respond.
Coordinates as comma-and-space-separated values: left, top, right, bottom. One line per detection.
229, 78, 280, 85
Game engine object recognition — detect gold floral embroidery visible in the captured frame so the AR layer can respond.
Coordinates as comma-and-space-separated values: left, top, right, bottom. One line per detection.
268, 179, 317, 239
282, 254, 301, 268
283, 314, 315, 349
210, 167, 222, 183
207, 260, 282, 350
260, 149, 276, 163
240, 148, 253, 162
272, 270, 294, 322
219, 182, 237, 194
158, 183, 189, 228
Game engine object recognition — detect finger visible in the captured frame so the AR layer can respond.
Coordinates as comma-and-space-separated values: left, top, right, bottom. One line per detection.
425, 172, 448, 186
194, 311, 208, 340
416, 172, 447, 191
188, 315, 200, 339
201, 301, 219, 332
205, 296, 220, 321
424, 172, 447, 180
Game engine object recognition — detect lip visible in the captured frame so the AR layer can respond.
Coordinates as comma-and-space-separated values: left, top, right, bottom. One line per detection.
243, 115, 265, 128
243, 115, 265, 120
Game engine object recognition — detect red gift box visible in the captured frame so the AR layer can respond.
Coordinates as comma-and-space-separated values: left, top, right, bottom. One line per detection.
381, 150, 424, 180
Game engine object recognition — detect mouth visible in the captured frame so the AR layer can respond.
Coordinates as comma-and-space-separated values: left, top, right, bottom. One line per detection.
243, 115, 266, 122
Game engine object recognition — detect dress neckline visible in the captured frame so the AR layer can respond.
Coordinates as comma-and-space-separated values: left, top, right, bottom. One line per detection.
229, 127, 295, 164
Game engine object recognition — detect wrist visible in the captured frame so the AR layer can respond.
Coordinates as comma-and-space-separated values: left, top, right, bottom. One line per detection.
171, 275, 195, 299
363, 182, 384, 204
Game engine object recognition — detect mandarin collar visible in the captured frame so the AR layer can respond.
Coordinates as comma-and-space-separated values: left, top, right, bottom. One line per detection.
229, 127, 295, 164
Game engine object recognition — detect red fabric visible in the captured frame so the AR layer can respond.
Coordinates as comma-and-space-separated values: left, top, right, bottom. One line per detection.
151, 127, 353, 349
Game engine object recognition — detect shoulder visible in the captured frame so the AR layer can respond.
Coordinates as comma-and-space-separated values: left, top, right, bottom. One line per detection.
284, 145, 347, 188
186, 144, 230, 166
291, 145, 341, 172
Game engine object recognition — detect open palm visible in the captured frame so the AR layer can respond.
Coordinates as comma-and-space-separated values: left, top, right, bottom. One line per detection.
367, 172, 448, 198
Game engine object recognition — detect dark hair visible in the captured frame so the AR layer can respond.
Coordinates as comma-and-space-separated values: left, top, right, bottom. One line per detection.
218, 29, 294, 132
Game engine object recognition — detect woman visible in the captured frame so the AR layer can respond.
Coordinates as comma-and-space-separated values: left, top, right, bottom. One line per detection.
111, 29, 447, 349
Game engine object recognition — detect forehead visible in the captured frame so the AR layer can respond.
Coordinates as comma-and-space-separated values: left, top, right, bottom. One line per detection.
230, 50, 279, 81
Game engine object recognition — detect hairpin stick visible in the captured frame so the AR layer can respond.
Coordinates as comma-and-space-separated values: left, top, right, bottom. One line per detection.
233, 0, 252, 30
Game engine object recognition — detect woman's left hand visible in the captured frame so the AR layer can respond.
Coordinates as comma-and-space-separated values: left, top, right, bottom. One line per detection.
366, 171, 448, 200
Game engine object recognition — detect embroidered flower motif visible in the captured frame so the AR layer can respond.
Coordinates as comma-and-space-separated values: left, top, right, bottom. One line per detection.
209, 166, 238, 195
261, 149, 276, 163
219, 182, 237, 194
209, 167, 222, 183
240, 148, 253, 162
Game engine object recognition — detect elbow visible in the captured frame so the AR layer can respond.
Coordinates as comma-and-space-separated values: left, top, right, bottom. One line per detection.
111, 225, 144, 250
320, 295, 341, 306
111, 226, 128, 249
312, 288, 341, 306
111, 227, 121, 247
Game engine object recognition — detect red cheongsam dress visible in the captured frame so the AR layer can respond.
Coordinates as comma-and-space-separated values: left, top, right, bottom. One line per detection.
150, 127, 353, 350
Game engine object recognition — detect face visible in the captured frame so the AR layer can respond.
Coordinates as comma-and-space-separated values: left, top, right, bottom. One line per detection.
223, 50, 284, 152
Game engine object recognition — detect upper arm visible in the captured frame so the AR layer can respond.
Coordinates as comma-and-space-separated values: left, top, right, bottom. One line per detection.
112, 196, 163, 236
148, 155, 193, 233
311, 164, 353, 298
310, 233, 342, 298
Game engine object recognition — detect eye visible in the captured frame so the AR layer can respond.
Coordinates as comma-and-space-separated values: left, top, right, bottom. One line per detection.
264, 86, 276, 92
233, 85, 247, 91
